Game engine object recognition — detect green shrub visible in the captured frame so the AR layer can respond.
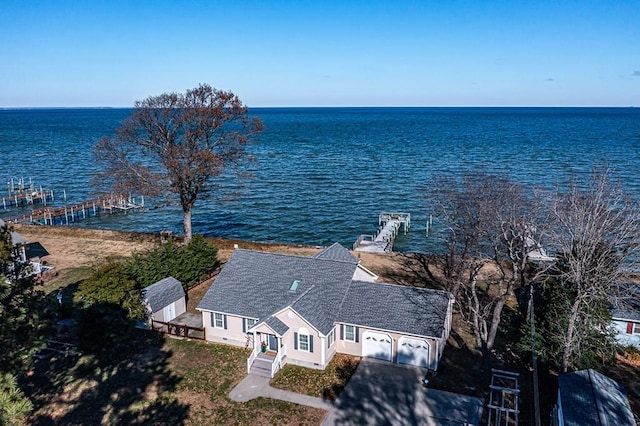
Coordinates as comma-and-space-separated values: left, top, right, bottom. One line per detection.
76, 262, 145, 320
127, 234, 218, 291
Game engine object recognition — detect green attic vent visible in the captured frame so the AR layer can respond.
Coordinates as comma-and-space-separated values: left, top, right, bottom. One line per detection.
289, 280, 300, 292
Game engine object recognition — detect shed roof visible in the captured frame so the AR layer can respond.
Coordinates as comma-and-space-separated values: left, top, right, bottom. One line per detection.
142, 277, 185, 313
558, 369, 635, 426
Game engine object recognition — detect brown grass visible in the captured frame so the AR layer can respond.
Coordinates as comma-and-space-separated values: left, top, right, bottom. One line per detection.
27, 332, 326, 425
270, 354, 360, 401
21, 224, 640, 424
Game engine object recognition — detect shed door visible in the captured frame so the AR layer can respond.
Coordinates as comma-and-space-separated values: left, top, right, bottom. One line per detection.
163, 302, 176, 322
397, 336, 431, 368
362, 331, 392, 362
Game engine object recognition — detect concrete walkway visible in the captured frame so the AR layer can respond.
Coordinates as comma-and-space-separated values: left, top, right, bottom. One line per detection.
229, 374, 334, 410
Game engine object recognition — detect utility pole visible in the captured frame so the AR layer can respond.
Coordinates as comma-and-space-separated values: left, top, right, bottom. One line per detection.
530, 284, 541, 426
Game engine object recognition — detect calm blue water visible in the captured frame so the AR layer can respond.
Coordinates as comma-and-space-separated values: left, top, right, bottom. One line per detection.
1, 107, 639, 252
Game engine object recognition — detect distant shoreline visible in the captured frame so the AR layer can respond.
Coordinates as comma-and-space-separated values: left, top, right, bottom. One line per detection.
1, 106, 637, 111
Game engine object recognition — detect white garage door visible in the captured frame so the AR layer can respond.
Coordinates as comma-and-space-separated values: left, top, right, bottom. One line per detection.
362, 331, 392, 362
397, 336, 431, 368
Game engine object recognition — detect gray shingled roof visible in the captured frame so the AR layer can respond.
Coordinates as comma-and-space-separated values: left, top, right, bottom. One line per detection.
142, 277, 185, 313
314, 243, 358, 264
196, 248, 356, 335
290, 259, 357, 334
197, 244, 451, 339
338, 281, 451, 339
558, 369, 635, 426
263, 316, 290, 336
611, 284, 640, 321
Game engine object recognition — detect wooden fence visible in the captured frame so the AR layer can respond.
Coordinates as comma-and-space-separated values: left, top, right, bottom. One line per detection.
152, 320, 206, 340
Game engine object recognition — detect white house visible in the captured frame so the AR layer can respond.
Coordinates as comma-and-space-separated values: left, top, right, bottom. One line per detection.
611, 289, 640, 348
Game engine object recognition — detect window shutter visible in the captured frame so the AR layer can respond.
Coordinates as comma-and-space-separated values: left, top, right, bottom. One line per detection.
223, 315, 227, 330
327, 334, 330, 348
627, 322, 634, 334
211, 312, 214, 327
294, 332, 298, 350
242, 319, 246, 333
310, 336, 314, 353
355, 327, 360, 343
340, 324, 344, 340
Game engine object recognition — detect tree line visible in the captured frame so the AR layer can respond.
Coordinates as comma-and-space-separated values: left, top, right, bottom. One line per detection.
430, 167, 640, 374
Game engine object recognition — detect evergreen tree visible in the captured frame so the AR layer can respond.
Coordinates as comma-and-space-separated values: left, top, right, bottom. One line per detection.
0, 223, 47, 423
76, 262, 145, 320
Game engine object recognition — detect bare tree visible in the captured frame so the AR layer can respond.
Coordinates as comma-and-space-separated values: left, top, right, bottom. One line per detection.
547, 167, 640, 372
94, 84, 264, 242
433, 173, 545, 371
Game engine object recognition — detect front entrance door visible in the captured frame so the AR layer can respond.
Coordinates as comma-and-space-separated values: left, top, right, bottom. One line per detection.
268, 334, 278, 351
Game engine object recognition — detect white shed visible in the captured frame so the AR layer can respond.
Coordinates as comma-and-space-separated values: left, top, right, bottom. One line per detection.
142, 277, 186, 323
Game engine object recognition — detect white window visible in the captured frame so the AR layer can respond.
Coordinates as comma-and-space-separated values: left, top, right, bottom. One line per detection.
345, 325, 356, 342
634, 323, 640, 334
213, 312, 225, 329
246, 318, 257, 329
299, 333, 309, 351
328, 328, 335, 347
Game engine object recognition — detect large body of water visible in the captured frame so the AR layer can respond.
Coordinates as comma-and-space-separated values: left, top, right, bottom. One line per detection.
1, 107, 639, 252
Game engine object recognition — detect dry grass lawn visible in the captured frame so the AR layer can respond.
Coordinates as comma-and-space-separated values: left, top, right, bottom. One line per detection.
15, 224, 640, 424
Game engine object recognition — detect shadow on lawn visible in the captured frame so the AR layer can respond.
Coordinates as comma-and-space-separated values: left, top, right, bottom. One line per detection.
27, 303, 189, 425
321, 357, 360, 402
373, 252, 443, 288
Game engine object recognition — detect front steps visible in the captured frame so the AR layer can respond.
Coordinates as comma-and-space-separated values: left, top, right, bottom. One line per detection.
249, 352, 275, 378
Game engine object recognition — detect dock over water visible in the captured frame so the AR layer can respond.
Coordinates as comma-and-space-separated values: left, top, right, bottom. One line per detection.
353, 212, 410, 253
2, 177, 54, 210
2, 195, 144, 226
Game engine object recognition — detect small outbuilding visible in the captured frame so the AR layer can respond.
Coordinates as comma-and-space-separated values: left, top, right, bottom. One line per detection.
611, 285, 640, 349
142, 277, 186, 323
556, 369, 635, 426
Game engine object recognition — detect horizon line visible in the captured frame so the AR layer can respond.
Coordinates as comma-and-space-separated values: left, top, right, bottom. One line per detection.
0, 105, 636, 110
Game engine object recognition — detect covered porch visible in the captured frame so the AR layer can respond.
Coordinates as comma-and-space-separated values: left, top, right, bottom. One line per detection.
247, 317, 290, 378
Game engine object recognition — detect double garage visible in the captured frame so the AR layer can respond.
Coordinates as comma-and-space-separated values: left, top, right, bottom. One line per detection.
361, 330, 432, 369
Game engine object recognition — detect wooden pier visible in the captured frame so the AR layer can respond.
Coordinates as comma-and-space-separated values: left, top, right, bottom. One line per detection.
2, 195, 145, 226
3, 177, 55, 210
353, 212, 410, 253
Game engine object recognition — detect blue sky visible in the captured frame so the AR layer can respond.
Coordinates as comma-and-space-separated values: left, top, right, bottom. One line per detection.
1, 1, 638, 107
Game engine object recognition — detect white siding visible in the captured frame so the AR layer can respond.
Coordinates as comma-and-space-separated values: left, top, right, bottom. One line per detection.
613, 319, 640, 348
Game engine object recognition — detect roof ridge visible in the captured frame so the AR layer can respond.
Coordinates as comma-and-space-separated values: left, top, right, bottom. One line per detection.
313, 256, 358, 265
291, 284, 316, 305
233, 248, 314, 260
336, 279, 355, 316
587, 369, 606, 426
